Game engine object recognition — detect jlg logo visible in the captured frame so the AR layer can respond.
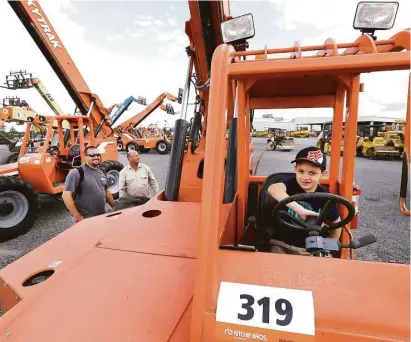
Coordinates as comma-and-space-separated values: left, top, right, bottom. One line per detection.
26, 0, 61, 48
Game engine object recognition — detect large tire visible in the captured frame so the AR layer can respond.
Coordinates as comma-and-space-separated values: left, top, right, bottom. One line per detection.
99, 161, 123, 200
0, 176, 40, 241
5, 152, 19, 164
126, 142, 139, 153
155, 140, 169, 154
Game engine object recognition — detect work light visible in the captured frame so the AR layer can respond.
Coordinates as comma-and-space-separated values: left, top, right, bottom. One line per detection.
353, 1, 399, 33
221, 13, 255, 44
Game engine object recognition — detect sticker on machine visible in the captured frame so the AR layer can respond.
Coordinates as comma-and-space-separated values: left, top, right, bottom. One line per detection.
19, 156, 31, 163
215, 282, 315, 341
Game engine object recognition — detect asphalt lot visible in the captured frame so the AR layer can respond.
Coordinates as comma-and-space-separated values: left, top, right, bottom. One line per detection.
0, 138, 409, 269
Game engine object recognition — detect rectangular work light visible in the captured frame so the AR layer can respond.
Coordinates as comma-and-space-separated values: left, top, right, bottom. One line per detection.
221, 13, 255, 44
353, 1, 399, 31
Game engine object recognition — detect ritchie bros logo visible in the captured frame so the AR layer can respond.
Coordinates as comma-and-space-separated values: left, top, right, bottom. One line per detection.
224, 327, 267, 341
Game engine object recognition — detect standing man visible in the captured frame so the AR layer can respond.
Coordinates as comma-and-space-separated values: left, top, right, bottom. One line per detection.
117, 151, 159, 208
62, 145, 115, 223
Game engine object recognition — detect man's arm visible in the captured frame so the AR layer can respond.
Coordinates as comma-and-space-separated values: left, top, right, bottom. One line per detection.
267, 183, 319, 219
62, 170, 83, 222
147, 167, 159, 195
118, 169, 127, 198
105, 189, 115, 208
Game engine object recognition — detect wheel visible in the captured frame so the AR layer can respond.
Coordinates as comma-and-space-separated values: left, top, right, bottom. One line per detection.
0, 152, 19, 165
98, 161, 123, 200
0, 176, 40, 241
155, 140, 169, 154
117, 141, 123, 151
126, 142, 139, 152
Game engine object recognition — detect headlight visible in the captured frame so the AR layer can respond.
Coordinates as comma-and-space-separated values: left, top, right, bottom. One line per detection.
221, 13, 255, 44
353, 2, 399, 31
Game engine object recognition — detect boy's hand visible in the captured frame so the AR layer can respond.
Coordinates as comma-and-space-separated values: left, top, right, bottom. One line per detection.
296, 208, 319, 221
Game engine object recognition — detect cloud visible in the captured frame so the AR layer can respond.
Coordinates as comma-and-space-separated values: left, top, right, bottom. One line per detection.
381, 103, 408, 112
167, 18, 178, 26
106, 33, 125, 43
133, 20, 152, 27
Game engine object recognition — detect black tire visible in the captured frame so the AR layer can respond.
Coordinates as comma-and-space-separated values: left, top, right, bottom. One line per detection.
139, 146, 150, 153
0, 176, 40, 241
155, 140, 169, 154
5, 152, 19, 164
99, 161, 123, 200
117, 141, 124, 151
126, 142, 139, 153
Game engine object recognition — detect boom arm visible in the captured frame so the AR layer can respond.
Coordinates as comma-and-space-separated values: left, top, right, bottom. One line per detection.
8, 0, 111, 136
32, 78, 64, 115
114, 93, 177, 134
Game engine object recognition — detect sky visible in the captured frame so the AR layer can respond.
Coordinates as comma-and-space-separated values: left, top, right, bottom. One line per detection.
0, 0, 410, 132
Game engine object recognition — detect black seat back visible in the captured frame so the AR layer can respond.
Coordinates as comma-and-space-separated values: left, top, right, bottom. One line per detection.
68, 144, 80, 159
256, 172, 295, 245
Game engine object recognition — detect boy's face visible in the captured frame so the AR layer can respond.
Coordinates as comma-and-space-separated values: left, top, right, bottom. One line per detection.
294, 161, 325, 192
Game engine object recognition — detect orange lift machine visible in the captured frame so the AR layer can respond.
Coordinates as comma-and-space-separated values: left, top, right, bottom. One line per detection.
113, 92, 179, 154
0, 1, 410, 342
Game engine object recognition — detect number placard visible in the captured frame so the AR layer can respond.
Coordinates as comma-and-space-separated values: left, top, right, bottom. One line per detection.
216, 282, 315, 336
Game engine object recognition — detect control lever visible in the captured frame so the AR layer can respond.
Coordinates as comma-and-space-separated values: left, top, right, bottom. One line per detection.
340, 233, 377, 249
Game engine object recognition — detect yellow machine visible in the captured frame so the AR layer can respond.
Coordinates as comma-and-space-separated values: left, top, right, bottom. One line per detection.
290, 126, 312, 137
383, 120, 405, 157
316, 122, 344, 155
356, 124, 399, 159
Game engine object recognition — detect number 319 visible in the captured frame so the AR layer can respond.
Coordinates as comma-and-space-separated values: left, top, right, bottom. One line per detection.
238, 294, 293, 326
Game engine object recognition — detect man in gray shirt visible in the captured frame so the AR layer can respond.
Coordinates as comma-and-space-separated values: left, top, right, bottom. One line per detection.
62, 145, 115, 223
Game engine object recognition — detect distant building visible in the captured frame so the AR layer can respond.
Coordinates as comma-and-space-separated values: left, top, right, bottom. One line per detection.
252, 115, 403, 133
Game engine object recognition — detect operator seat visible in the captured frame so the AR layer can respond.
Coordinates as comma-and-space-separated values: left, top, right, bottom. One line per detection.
58, 144, 81, 169
255, 172, 295, 250
67, 144, 80, 159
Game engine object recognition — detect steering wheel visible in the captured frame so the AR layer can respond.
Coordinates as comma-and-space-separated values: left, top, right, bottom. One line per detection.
48, 145, 60, 158
272, 192, 355, 233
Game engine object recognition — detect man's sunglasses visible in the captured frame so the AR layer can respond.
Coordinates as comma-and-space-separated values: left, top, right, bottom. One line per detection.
87, 153, 101, 158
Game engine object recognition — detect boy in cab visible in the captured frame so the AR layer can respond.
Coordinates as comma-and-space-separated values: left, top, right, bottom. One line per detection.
267, 146, 341, 255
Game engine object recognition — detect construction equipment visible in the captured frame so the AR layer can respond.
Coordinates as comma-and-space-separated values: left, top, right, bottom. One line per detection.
2, 70, 64, 115
0, 70, 69, 164
317, 121, 344, 155
381, 119, 406, 157
0, 0, 125, 239
267, 128, 295, 151
112, 92, 179, 153
290, 125, 312, 137
0, 1, 410, 342
0, 96, 53, 164
356, 124, 400, 159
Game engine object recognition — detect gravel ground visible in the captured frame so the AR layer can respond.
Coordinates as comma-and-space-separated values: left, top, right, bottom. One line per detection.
0, 138, 409, 269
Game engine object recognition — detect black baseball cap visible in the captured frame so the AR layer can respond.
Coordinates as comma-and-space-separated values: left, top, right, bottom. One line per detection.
291, 146, 327, 170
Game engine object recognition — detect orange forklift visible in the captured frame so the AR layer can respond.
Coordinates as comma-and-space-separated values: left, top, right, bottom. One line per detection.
113, 92, 179, 154
0, 0, 125, 239
0, 1, 410, 342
